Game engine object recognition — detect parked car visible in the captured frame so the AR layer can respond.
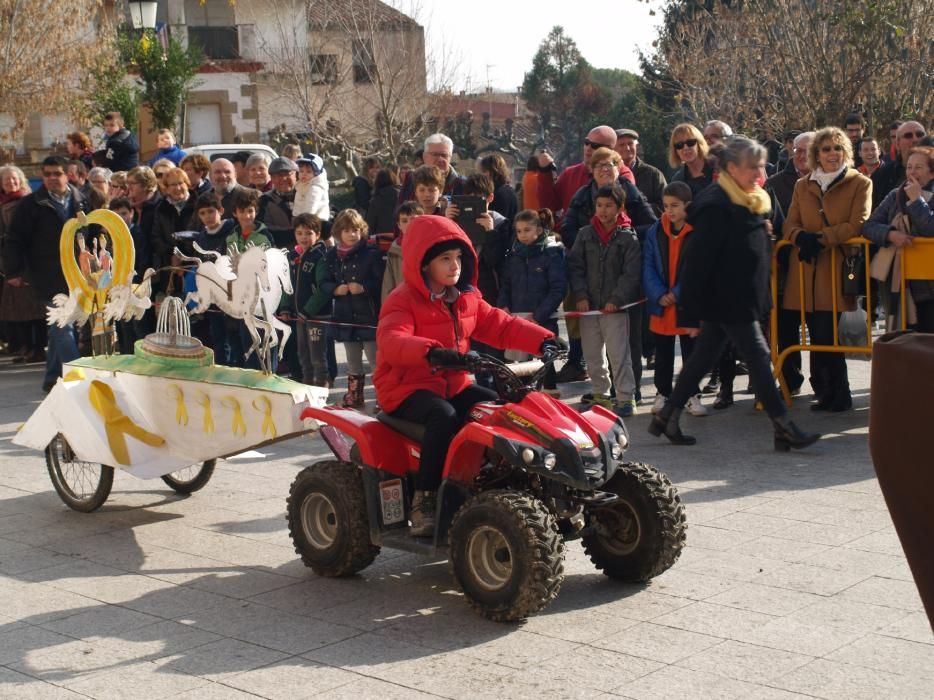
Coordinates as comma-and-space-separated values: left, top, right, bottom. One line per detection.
184, 143, 278, 163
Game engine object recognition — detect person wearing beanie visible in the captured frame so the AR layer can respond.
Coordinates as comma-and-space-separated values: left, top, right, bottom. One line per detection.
374, 215, 563, 536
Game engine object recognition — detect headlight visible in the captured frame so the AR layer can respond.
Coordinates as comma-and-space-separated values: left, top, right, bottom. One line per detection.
522, 448, 536, 464
610, 443, 622, 460
543, 453, 557, 470
616, 432, 629, 449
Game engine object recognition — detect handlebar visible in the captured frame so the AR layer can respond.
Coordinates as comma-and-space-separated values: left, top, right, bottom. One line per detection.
432, 349, 568, 402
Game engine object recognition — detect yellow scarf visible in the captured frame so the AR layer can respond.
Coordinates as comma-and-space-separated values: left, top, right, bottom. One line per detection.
718, 171, 772, 215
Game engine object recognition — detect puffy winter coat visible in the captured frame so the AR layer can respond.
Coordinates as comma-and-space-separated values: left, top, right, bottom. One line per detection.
642, 214, 693, 334
320, 240, 383, 342
146, 144, 187, 167
102, 128, 139, 173
374, 215, 552, 413
567, 220, 642, 310
496, 237, 566, 333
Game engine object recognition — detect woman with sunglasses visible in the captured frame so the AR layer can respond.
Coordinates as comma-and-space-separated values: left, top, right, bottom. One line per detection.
669, 124, 715, 197
782, 127, 872, 412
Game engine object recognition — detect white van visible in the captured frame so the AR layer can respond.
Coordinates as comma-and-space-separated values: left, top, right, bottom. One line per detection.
185, 143, 278, 163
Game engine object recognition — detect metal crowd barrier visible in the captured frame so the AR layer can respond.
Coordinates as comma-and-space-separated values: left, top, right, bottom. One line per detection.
769, 236, 934, 404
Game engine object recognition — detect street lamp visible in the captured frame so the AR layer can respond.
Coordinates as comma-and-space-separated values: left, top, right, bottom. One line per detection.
127, 1, 158, 30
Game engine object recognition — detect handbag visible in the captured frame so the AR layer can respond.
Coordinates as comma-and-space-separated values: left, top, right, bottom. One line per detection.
842, 247, 866, 296
817, 190, 865, 296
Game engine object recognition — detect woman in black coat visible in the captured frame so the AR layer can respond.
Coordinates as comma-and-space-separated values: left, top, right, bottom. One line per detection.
649, 136, 819, 451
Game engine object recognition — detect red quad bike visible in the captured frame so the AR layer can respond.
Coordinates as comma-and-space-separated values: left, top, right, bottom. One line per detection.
288, 350, 687, 622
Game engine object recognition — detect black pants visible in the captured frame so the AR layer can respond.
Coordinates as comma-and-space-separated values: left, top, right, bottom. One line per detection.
670, 321, 786, 419
652, 332, 696, 397
916, 300, 934, 332
805, 311, 849, 401
393, 384, 498, 491
777, 309, 804, 391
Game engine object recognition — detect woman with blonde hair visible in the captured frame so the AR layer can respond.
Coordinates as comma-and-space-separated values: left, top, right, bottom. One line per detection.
669, 123, 714, 196
783, 126, 872, 412
0, 165, 46, 362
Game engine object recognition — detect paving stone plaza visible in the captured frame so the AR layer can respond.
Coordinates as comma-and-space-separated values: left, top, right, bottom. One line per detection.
1, 348, 932, 699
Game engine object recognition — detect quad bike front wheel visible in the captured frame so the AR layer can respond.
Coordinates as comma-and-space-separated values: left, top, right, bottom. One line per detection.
449, 490, 565, 622
286, 460, 379, 577
45, 435, 114, 513
161, 460, 217, 494
583, 462, 686, 582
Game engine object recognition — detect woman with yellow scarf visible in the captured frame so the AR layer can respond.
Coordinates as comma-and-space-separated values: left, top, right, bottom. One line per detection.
649, 136, 820, 451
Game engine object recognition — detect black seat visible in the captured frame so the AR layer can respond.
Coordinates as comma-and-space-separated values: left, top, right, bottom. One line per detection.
376, 412, 426, 443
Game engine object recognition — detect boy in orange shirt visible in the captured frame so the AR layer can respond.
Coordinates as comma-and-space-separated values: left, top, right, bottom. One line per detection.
642, 182, 707, 416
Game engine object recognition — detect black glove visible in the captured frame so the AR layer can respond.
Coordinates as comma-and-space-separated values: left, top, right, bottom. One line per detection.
796, 231, 824, 264
540, 336, 569, 355
427, 347, 464, 368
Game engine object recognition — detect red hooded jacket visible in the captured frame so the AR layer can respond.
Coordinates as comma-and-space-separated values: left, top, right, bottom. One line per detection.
374, 216, 553, 412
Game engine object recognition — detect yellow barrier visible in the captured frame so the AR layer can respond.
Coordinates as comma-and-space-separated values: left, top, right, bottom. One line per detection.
770, 236, 934, 404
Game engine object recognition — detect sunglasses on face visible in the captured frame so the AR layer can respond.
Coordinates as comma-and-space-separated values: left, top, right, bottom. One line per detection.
583, 138, 609, 149
674, 139, 698, 150
902, 131, 925, 139
820, 144, 845, 153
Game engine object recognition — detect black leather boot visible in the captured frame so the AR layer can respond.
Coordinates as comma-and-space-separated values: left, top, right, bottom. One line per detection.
772, 416, 821, 451
648, 405, 696, 445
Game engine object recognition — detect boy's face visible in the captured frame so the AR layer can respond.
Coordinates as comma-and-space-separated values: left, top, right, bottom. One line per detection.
414, 183, 441, 211
103, 119, 119, 136
234, 205, 256, 229
295, 225, 318, 251
397, 213, 414, 234
157, 133, 173, 149
198, 206, 222, 229
113, 206, 133, 226
339, 227, 362, 247
514, 219, 541, 245
595, 196, 620, 227
298, 163, 314, 183
424, 249, 462, 289
662, 195, 688, 225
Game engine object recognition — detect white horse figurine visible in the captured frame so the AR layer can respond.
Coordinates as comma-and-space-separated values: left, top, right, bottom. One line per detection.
255, 247, 293, 361
177, 243, 274, 372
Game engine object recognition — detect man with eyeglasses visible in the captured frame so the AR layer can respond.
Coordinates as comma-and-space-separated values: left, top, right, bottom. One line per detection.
702, 120, 732, 147
536, 126, 636, 222
3, 155, 91, 392
398, 133, 465, 203
765, 131, 814, 215
871, 120, 926, 209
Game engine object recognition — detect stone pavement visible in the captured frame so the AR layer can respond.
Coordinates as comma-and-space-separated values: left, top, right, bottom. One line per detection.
0, 349, 932, 699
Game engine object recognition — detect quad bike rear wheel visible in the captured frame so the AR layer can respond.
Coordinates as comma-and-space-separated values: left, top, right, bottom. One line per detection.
45, 435, 114, 513
449, 490, 564, 622
287, 460, 379, 576
583, 462, 686, 582
161, 460, 217, 494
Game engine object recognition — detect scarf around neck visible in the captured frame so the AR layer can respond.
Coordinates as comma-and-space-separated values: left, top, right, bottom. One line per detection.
0, 190, 26, 205
512, 234, 547, 258
590, 212, 630, 246
717, 171, 771, 215
810, 165, 847, 192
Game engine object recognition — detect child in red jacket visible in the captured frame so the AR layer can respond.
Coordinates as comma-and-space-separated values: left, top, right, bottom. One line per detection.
375, 215, 561, 536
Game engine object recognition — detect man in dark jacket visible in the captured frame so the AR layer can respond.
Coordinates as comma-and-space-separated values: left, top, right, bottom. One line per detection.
101, 112, 139, 173
616, 128, 667, 216
257, 157, 298, 248
871, 121, 926, 210
3, 156, 90, 391
210, 158, 248, 218
765, 131, 813, 215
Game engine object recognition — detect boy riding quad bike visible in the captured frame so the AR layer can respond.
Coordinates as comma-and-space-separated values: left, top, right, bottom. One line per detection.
288, 216, 686, 621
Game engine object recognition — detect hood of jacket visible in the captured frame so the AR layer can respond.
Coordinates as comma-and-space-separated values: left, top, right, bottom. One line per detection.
401, 215, 478, 300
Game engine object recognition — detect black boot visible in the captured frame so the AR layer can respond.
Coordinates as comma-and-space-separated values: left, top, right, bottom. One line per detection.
809, 366, 832, 411
828, 368, 853, 412
713, 384, 734, 410
772, 416, 821, 452
648, 405, 696, 445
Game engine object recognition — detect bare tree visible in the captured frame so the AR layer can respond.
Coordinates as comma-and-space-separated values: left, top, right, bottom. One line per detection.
0, 0, 113, 144
645, 0, 934, 135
